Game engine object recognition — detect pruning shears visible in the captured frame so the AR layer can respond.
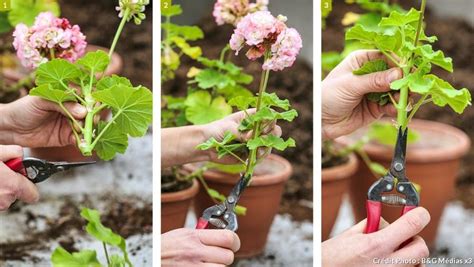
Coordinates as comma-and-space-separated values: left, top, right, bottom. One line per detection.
365, 127, 420, 234
4, 157, 95, 184
196, 174, 248, 231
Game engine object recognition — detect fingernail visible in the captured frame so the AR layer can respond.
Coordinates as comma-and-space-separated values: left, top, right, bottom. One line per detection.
74, 105, 87, 116
388, 69, 401, 83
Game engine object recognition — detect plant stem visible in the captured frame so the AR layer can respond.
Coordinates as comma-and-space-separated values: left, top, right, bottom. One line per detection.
59, 103, 84, 132
243, 52, 271, 180
90, 110, 123, 149
103, 242, 110, 265
357, 149, 382, 179
413, 0, 427, 47
381, 50, 402, 68
219, 45, 230, 63
109, 8, 131, 58
407, 94, 427, 123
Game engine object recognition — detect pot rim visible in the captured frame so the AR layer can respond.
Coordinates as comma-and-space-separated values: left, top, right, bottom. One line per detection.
336, 119, 471, 163
183, 154, 292, 186
322, 153, 358, 182
161, 179, 199, 203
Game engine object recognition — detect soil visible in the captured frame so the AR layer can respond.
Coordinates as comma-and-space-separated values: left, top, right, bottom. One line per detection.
0, 196, 152, 262
323, 1, 474, 207
161, 173, 193, 193
162, 16, 313, 221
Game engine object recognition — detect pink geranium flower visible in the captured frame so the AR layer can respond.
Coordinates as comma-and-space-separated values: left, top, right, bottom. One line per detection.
229, 11, 302, 71
213, 0, 268, 26
13, 12, 87, 70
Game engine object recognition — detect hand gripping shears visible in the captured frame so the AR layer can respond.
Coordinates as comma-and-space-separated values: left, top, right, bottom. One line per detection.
4, 157, 95, 184
196, 174, 248, 231
365, 127, 420, 233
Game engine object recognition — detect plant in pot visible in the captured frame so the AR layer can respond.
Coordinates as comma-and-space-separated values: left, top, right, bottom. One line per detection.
22, 0, 152, 163
336, 0, 471, 247
192, 10, 302, 257
0, 0, 60, 103
160, 3, 256, 233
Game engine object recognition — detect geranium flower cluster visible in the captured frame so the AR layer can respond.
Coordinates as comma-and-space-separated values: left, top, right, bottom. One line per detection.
229, 11, 302, 71
13, 12, 87, 70
213, 0, 268, 26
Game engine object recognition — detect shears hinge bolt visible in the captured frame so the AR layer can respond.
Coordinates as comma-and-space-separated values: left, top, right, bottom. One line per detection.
394, 163, 404, 172
227, 196, 235, 203
398, 185, 405, 191
386, 184, 392, 190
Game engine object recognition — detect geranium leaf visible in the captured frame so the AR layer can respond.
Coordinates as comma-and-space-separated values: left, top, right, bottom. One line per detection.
368, 122, 419, 146
247, 135, 296, 151
30, 84, 76, 104
96, 75, 132, 91
171, 36, 202, 59
195, 69, 234, 89
184, 91, 232, 124
228, 96, 256, 110
379, 8, 420, 27
94, 122, 128, 161
353, 59, 388, 75
8, 0, 60, 26
161, 4, 182, 17
426, 75, 471, 114
409, 44, 453, 72
261, 93, 290, 110
92, 85, 153, 137
77, 51, 110, 73
36, 59, 81, 88
164, 23, 204, 41
51, 247, 101, 267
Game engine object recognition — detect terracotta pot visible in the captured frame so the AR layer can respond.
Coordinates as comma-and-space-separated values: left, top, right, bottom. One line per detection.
161, 179, 200, 233
336, 119, 470, 247
26, 45, 123, 162
322, 153, 358, 241
188, 154, 292, 258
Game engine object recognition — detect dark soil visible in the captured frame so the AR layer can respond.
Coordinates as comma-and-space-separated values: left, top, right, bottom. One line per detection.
323, 1, 474, 206
162, 16, 313, 221
0, 196, 152, 262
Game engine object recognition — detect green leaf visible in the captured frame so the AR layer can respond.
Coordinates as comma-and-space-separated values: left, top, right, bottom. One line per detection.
51, 247, 101, 267
30, 84, 76, 104
35, 59, 81, 87
171, 36, 202, 59
161, 4, 182, 17
391, 71, 435, 94
379, 8, 420, 27
426, 75, 471, 114
409, 44, 453, 72
195, 69, 234, 89
164, 23, 204, 41
230, 72, 253, 85
197, 57, 241, 75
228, 96, 256, 110
261, 93, 291, 110
0, 12, 12, 33
353, 59, 388, 75
369, 163, 388, 176
109, 255, 126, 267
322, 51, 342, 73
247, 135, 296, 151
345, 24, 401, 52
163, 95, 186, 110
206, 162, 246, 174
96, 75, 133, 91
93, 85, 153, 137
77, 51, 110, 73
9, 0, 60, 26
94, 122, 128, 161
217, 85, 253, 100
366, 92, 390, 105
184, 91, 232, 124
368, 122, 419, 146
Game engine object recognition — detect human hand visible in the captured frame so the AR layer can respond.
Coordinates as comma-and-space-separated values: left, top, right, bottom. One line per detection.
161, 228, 240, 266
0, 145, 39, 210
203, 109, 282, 164
0, 96, 87, 148
322, 50, 402, 140
322, 207, 430, 267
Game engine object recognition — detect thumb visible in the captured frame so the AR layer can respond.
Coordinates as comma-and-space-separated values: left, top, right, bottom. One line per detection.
374, 207, 430, 251
349, 68, 402, 96
32, 96, 87, 120
14, 173, 40, 204
0, 145, 24, 161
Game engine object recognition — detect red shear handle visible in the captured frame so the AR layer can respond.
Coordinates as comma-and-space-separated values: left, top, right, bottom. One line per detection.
196, 218, 209, 229
365, 200, 382, 234
5, 158, 26, 176
401, 205, 416, 215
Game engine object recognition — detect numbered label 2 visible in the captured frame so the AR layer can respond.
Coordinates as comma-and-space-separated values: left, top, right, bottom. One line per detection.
161, 0, 172, 10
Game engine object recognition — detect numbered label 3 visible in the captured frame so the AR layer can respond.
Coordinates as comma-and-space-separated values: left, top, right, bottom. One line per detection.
321, 0, 332, 14
161, 0, 172, 10
0, 0, 11, 11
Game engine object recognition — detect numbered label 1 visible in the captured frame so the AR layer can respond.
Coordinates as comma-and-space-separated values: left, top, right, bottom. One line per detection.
161, 0, 172, 10
0, 0, 11, 11
321, 0, 332, 14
